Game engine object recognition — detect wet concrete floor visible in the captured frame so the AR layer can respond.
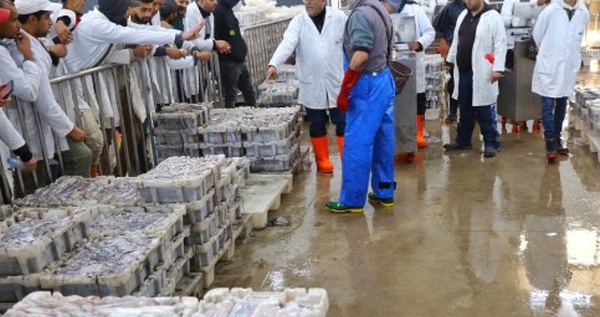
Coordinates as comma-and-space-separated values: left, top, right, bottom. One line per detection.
214, 110, 600, 316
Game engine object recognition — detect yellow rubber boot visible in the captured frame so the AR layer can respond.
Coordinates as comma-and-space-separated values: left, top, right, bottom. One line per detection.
417, 115, 428, 148
337, 136, 344, 160
311, 136, 334, 173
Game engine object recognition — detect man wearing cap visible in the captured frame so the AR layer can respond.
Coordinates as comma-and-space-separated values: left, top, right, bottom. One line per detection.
325, 0, 398, 213
4, 0, 91, 194
265, 0, 347, 173
0, 5, 38, 185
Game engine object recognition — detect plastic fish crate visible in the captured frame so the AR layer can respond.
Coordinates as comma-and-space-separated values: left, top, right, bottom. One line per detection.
200, 143, 245, 158
135, 170, 215, 204
187, 210, 220, 245
40, 234, 163, 297
198, 127, 243, 145
199, 288, 329, 317
155, 112, 204, 130
88, 205, 186, 242
0, 208, 94, 276
190, 225, 231, 269
249, 143, 300, 173
240, 116, 300, 143
182, 189, 216, 225
244, 132, 298, 157
156, 143, 202, 159
0, 205, 15, 222
0, 273, 42, 303
154, 128, 201, 145
160, 247, 194, 296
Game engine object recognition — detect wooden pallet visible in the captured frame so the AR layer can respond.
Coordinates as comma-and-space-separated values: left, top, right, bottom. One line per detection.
241, 173, 293, 230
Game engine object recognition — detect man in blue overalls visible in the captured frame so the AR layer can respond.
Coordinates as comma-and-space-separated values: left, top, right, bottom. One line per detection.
326, 0, 400, 213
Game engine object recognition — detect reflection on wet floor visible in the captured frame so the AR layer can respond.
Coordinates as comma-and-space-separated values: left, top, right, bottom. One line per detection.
214, 102, 600, 316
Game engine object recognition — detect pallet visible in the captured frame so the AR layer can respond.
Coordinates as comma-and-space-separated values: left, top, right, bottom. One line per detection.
197, 237, 233, 288
241, 173, 293, 230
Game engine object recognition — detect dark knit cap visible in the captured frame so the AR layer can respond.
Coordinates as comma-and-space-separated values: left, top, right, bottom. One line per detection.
98, 0, 130, 25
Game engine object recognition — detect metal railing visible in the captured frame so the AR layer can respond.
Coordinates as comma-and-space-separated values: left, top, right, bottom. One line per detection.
242, 17, 293, 90
0, 53, 223, 203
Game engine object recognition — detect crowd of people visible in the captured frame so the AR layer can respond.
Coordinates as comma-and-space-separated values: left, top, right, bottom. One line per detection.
0, 0, 591, 211
0, 0, 254, 199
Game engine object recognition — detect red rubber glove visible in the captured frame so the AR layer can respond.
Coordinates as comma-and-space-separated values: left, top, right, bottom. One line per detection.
485, 53, 495, 64
337, 69, 360, 111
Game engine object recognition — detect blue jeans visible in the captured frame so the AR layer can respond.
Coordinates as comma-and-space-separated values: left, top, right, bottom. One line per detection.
541, 96, 567, 141
305, 107, 346, 137
456, 71, 499, 149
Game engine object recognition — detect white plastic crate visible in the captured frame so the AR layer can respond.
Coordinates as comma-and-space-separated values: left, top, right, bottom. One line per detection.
0, 208, 94, 276
156, 143, 202, 159
154, 128, 201, 145
199, 288, 329, 317
182, 189, 216, 225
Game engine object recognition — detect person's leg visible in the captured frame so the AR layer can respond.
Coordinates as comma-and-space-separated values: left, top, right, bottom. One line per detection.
306, 108, 333, 173
370, 99, 395, 204
329, 107, 346, 159
474, 105, 497, 157
219, 61, 242, 108
541, 96, 557, 158
445, 71, 474, 150
61, 140, 93, 177
553, 97, 569, 155
80, 108, 103, 176
446, 69, 458, 123
237, 63, 256, 107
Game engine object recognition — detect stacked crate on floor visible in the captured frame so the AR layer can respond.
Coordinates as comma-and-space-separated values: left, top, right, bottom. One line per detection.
257, 73, 299, 107
133, 155, 248, 287
0, 204, 190, 303
153, 102, 212, 162
574, 87, 600, 160
425, 54, 445, 119
201, 107, 302, 172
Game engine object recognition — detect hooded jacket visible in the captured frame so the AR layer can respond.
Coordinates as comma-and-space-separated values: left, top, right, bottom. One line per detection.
98, 0, 129, 26
213, 0, 247, 63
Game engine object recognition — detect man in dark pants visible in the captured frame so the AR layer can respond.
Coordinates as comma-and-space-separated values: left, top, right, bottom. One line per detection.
442, 0, 506, 158
433, 0, 466, 123
213, 0, 255, 108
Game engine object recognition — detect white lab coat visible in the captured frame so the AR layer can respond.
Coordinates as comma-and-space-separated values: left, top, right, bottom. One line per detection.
447, 9, 507, 107
391, 4, 435, 93
185, 2, 215, 51
531, 1, 589, 98
6, 32, 74, 160
268, 8, 346, 110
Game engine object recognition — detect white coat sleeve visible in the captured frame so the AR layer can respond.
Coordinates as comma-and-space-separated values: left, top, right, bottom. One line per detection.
500, 0, 514, 28
0, 48, 41, 103
532, 8, 549, 47
34, 77, 75, 137
415, 7, 436, 50
0, 110, 26, 151
268, 16, 301, 69
492, 15, 507, 72
88, 20, 179, 47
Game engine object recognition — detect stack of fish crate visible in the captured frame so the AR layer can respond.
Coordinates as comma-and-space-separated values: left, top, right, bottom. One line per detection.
133, 155, 248, 287
425, 54, 445, 119
153, 102, 212, 162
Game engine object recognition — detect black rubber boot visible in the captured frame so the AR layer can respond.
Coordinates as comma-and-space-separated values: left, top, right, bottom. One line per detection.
554, 136, 569, 155
546, 139, 558, 162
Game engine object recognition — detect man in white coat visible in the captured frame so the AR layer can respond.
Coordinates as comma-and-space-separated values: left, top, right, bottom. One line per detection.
443, 0, 506, 157
391, 0, 435, 148
185, 0, 230, 53
531, 0, 588, 160
266, 0, 346, 174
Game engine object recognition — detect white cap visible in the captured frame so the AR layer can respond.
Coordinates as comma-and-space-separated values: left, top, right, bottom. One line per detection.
14, 0, 62, 15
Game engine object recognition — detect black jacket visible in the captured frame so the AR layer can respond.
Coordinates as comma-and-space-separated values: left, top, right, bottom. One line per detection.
214, 1, 247, 63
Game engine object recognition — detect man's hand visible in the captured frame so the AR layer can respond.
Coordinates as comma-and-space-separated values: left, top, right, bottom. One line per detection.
49, 44, 68, 58
437, 38, 449, 58
337, 69, 361, 111
55, 21, 73, 44
166, 47, 185, 59
193, 50, 213, 61
408, 41, 421, 52
215, 40, 231, 54
23, 156, 37, 173
443, 64, 452, 73
0, 96, 11, 107
15, 32, 34, 61
68, 126, 86, 142
266, 66, 278, 80
181, 20, 206, 41
491, 71, 504, 83
132, 45, 153, 59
